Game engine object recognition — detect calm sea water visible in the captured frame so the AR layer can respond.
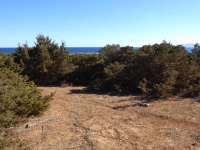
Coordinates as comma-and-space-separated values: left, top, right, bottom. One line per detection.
0, 47, 193, 54
0, 47, 102, 54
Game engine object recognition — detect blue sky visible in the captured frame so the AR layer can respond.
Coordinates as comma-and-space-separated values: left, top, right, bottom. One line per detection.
0, 0, 200, 47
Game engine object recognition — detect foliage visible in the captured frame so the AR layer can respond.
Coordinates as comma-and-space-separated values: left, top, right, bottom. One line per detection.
90, 45, 136, 93
13, 35, 73, 85
67, 54, 103, 85
0, 68, 49, 127
12, 35, 200, 98
0, 53, 50, 149
88, 42, 200, 98
0, 53, 21, 73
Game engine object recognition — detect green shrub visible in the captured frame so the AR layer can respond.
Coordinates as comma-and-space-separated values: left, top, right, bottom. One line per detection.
0, 53, 49, 149
0, 68, 49, 149
67, 54, 103, 85
0, 68, 49, 127
13, 35, 72, 85
0, 53, 21, 73
89, 42, 200, 98
91, 45, 136, 93
12, 35, 200, 99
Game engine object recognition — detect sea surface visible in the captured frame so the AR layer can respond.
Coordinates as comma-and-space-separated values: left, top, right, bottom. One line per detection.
0, 46, 193, 54
0, 47, 102, 54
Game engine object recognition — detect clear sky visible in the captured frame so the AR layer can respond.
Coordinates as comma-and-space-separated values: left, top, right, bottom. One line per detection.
0, 0, 200, 47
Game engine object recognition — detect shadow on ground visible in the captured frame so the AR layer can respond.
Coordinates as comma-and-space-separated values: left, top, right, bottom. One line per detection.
69, 87, 139, 97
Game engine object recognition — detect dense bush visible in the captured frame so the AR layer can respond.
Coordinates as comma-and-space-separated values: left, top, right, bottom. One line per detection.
90, 45, 136, 92
135, 43, 200, 97
136, 43, 189, 97
0, 68, 49, 127
13, 35, 73, 85
0, 54, 49, 149
0, 53, 21, 73
13, 35, 200, 98
67, 54, 103, 85
88, 42, 200, 98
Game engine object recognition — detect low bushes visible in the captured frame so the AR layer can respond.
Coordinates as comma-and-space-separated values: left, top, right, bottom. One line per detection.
0, 68, 49, 127
76, 43, 200, 98
12, 35, 200, 99
0, 54, 50, 149
67, 54, 103, 85
13, 35, 72, 85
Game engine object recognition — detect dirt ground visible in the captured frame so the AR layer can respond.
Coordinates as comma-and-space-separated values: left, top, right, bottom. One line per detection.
12, 86, 200, 150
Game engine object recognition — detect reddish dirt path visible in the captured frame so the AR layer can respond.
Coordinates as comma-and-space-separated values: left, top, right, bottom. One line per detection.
13, 86, 200, 150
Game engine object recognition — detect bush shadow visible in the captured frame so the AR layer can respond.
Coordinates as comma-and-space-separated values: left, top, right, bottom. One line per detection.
69, 87, 132, 97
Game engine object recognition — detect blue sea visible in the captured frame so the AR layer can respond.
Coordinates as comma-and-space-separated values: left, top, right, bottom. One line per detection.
0, 46, 193, 54
0, 47, 102, 54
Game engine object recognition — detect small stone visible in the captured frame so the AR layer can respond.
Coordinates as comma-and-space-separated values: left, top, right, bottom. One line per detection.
25, 124, 29, 128
137, 102, 150, 107
192, 143, 197, 146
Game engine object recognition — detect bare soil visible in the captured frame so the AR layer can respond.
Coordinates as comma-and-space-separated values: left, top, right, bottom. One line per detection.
12, 86, 200, 150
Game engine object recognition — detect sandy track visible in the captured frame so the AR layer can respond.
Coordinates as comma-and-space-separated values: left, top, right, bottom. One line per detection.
12, 86, 200, 150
